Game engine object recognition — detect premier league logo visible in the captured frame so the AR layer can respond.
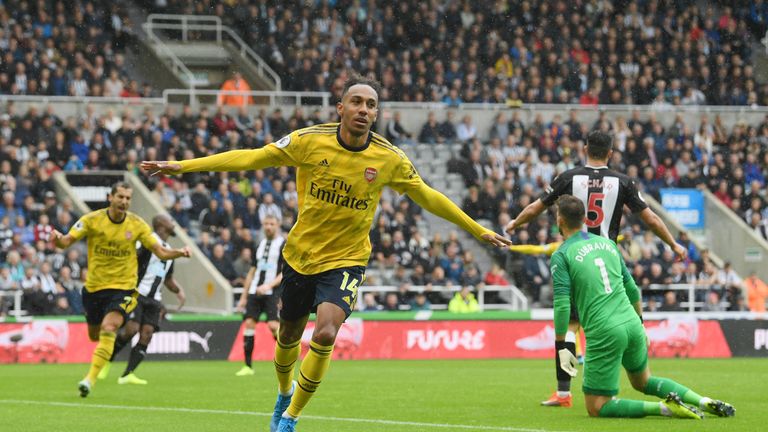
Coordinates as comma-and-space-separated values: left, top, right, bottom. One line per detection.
364, 167, 377, 183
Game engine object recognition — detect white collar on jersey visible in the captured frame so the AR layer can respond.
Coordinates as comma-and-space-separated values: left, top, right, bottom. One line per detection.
585, 164, 609, 169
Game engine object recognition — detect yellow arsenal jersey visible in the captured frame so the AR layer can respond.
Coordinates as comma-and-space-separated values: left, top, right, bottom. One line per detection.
179, 123, 424, 274
68, 209, 158, 292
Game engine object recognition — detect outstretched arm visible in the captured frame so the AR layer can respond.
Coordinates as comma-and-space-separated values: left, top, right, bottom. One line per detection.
51, 230, 78, 249
505, 199, 547, 234
150, 242, 192, 261
509, 242, 562, 256
406, 181, 511, 247
141, 148, 281, 175
638, 208, 687, 260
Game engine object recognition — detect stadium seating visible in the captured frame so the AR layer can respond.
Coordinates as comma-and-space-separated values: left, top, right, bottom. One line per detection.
0, 1, 145, 98
0, 1, 766, 316
0, 100, 764, 315
146, 1, 763, 106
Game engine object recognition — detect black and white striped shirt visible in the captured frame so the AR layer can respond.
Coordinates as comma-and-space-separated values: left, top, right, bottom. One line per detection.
540, 165, 648, 241
136, 233, 175, 301
248, 235, 285, 295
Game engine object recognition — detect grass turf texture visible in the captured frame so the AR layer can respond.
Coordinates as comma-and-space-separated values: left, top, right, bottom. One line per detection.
0, 359, 759, 432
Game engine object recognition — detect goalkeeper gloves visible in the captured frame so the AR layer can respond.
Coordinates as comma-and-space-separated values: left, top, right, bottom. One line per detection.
558, 348, 579, 377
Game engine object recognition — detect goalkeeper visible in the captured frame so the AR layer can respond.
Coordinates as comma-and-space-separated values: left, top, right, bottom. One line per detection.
510, 232, 626, 406
509, 240, 581, 406
550, 195, 734, 419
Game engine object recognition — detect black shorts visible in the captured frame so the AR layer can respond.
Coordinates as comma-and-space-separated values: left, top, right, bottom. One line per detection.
82, 289, 138, 326
127, 296, 165, 331
244, 293, 279, 322
279, 262, 365, 321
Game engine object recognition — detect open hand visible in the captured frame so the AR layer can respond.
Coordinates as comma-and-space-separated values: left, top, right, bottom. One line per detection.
140, 161, 182, 176
481, 232, 513, 248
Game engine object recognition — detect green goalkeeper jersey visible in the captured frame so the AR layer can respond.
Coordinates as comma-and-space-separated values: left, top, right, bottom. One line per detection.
550, 231, 641, 337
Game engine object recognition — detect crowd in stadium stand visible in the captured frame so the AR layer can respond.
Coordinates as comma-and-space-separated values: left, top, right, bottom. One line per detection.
416, 107, 767, 311
1, 99, 768, 315
1, 0, 768, 315
151, 0, 764, 106
0, 1, 153, 98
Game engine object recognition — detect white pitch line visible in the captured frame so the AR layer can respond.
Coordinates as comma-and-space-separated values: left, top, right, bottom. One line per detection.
0, 399, 569, 432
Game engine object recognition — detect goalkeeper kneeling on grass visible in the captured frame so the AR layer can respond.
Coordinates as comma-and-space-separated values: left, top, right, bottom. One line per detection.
549, 195, 734, 419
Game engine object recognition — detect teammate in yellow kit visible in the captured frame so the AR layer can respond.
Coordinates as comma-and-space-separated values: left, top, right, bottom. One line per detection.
52, 182, 191, 397
142, 75, 511, 432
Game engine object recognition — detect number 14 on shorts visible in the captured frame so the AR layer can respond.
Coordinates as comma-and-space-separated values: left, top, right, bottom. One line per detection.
339, 271, 363, 306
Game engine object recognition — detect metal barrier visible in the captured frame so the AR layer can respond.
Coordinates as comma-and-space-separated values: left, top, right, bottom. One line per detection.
144, 14, 281, 90
161, 88, 332, 108
0, 291, 24, 319
645, 283, 739, 312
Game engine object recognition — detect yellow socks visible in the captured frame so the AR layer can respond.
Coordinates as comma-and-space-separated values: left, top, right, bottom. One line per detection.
274, 338, 301, 395
285, 341, 334, 418
86, 331, 116, 383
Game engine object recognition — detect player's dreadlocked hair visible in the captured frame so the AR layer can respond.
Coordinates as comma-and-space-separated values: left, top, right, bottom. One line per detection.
557, 195, 586, 230
341, 73, 382, 100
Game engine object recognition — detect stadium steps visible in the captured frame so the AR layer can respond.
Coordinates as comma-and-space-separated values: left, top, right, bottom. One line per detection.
406, 143, 499, 285
125, 6, 280, 92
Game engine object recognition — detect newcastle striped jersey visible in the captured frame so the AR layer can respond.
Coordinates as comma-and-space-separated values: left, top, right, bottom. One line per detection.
136, 233, 175, 301
540, 165, 648, 241
248, 235, 285, 295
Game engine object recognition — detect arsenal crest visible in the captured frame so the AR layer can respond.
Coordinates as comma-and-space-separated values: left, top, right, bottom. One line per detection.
364, 167, 378, 183
125, 231, 133, 240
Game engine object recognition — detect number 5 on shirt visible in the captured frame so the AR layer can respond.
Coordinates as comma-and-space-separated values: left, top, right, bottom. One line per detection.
586, 193, 605, 227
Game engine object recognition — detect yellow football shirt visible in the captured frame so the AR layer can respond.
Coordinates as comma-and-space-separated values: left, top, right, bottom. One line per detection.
68, 209, 158, 292
179, 123, 424, 274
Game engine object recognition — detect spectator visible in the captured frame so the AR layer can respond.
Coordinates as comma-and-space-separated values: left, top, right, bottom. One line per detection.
745, 271, 768, 312
382, 292, 402, 311
418, 112, 443, 144
658, 291, 683, 312
439, 111, 458, 143
385, 111, 412, 145
448, 286, 479, 313
361, 292, 383, 312
702, 291, 725, 312
409, 292, 432, 311
456, 115, 477, 142
210, 243, 237, 284
717, 262, 743, 310
217, 71, 253, 106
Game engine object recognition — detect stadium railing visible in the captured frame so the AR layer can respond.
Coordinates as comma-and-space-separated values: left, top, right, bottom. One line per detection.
0, 95, 763, 139
143, 14, 281, 90
647, 283, 711, 312
0, 291, 25, 319
161, 89, 332, 108
143, 25, 201, 91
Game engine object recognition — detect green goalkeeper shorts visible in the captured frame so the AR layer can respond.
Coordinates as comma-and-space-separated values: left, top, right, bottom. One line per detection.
582, 320, 648, 396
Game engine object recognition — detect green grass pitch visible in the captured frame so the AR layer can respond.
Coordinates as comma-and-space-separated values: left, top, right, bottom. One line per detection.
0, 358, 761, 432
